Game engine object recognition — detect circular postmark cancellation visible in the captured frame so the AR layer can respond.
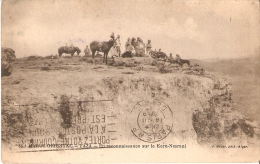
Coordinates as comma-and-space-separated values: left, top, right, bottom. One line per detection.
130, 100, 173, 143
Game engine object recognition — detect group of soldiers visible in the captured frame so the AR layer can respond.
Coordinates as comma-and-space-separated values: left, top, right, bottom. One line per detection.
124, 36, 151, 56
81, 32, 182, 61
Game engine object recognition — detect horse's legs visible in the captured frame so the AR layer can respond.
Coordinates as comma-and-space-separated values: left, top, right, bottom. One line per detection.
92, 50, 95, 63
104, 53, 107, 64
103, 52, 105, 63
104, 52, 108, 64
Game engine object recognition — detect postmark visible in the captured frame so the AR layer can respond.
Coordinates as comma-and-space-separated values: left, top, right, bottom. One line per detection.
2, 99, 118, 152
130, 100, 173, 143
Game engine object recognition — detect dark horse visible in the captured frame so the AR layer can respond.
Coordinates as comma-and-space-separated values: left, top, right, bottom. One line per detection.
149, 51, 169, 61
90, 39, 115, 64
58, 46, 81, 57
169, 58, 190, 66
178, 59, 190, 66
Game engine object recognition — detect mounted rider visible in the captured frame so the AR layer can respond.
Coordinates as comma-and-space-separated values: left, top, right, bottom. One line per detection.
176, 54, 181, 63
96, 32, 116, 53
110, 32, 115, 40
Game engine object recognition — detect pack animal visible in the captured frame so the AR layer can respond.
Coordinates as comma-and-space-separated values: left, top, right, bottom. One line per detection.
149, 51, 169, 61
178, 59, 190, 66
90, 39, 115, 64
58, 46, 81, 57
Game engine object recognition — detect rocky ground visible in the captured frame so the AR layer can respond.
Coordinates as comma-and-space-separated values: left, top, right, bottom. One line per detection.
1, 55, 259, 161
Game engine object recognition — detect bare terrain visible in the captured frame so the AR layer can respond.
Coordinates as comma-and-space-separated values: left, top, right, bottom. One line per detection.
1, 55, 259, 161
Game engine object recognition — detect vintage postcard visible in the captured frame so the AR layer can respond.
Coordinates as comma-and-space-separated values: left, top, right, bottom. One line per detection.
1, 0, 260, 163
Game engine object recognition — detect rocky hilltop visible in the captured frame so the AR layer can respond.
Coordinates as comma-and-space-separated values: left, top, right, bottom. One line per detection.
1, 56, 258, 155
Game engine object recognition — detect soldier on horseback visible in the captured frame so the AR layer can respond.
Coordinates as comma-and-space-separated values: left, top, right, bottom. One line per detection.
90, 33, 117, 64
174, 54, 190, 66
110, 32, 115, 40
176, 54, 181, 63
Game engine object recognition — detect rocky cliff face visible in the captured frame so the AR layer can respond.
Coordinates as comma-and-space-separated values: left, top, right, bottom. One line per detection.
1, 57, 256, 152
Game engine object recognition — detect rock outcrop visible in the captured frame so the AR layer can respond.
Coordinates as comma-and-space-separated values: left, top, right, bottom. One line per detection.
1, 47, 16, 76
1, 58, 257, 153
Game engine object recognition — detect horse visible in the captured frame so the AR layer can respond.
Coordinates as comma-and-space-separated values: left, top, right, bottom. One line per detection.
149, 51, 169, 61
90, 39, 115, 64
178, 59, 190, 66
58, 46, 81, 57
169, 58, 190, 66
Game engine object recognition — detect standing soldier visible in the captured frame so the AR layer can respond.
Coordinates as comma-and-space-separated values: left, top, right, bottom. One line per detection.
125, 37, 131, 51
137, 37, 141, 43
169, 53, 173, 59
131, 37, 137, 47
146, 40, 152, 56
84, 45, 91, 56
115, 35, 121, 56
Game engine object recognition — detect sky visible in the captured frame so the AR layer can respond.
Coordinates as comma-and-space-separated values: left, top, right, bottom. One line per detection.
1, 0, 259, 59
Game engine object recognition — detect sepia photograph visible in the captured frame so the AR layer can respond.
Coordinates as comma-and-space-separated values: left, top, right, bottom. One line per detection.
1, 0, 260, 163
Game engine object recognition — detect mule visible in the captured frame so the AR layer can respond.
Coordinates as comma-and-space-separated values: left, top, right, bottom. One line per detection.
90, 39, 115, 64
178, 59, 190, 66
149, 51, 169, 61
58, 46, 81, 57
